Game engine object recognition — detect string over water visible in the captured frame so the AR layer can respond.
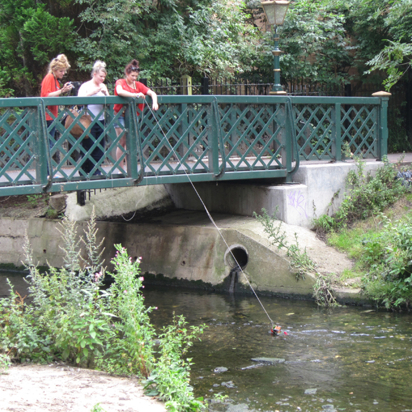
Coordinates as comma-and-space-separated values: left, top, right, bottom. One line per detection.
141, 98, 277, 329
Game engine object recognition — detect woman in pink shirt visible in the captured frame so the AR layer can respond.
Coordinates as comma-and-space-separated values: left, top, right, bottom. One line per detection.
114, 59, 159, 170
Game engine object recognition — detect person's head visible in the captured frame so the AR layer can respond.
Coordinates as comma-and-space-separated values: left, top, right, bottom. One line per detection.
124, 59, 140, 82
49, 54, 71, 79
91, 60, 107, 84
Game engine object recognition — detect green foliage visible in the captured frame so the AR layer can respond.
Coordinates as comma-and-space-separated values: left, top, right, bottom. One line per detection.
98, 247, 156, 377
90, 404, 107, 412
145, 314, 206, 411
0, 353, 12, 374
0, 279, 54, 363
0, 68, 13, 97
361, 214, 412, 309
0, 0, 77, 96
26, 194, 48, 208
279, 0, 352, 88
45, 207, 60, 219
313, 158, 407, 232
254, 208, 337, 306
367, 42, 412, 91
74, 0, 260, 83
313, 158, 412, 309
361, 0, 412, 90
0, 211, 205, 410
254, 208, 316, 281
327, 225, 368, 261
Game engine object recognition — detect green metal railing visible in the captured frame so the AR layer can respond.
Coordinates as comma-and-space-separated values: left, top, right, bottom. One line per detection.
0, 94, 389, 196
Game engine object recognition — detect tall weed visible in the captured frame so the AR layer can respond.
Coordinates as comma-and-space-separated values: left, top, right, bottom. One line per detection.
0, 210, 205, 411
254, 208, 338, 307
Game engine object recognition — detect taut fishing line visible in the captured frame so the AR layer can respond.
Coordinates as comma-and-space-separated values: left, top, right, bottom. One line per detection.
141, 97, 279, 331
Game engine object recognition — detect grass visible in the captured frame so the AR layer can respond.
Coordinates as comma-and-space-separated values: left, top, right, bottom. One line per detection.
325, 194, 412, 288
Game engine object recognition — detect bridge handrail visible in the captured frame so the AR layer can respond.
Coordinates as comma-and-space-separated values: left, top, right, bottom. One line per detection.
0, 94, 384, 107
0, 94, 389, 196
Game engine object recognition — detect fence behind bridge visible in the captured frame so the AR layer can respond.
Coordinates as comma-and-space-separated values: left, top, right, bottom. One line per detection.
0, 94, 389, 196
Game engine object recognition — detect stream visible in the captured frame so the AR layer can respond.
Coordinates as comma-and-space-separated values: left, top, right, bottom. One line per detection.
2, 272, 412, 412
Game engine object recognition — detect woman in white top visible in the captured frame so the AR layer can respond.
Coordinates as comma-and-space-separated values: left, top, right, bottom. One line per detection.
77, 60, 109, 176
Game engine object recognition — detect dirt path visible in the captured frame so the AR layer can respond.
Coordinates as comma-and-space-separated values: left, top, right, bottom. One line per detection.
0, 364, 166, 412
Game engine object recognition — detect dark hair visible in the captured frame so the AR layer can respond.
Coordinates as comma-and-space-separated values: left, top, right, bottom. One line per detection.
125, 59, 141, 76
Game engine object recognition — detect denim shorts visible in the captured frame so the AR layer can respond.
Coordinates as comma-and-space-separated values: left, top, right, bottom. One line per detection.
114, 116, 125, 128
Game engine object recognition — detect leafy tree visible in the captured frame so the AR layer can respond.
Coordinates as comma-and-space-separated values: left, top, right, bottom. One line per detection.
280, 0, 352, 90
362, 0, 412, 90
0, 0, 77, 96
242, 0, 352, 90
74, 0, 260, 84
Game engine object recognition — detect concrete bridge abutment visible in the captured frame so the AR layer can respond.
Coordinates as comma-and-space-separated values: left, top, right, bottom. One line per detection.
1, 160, 378, 301
166, 161, 383, 228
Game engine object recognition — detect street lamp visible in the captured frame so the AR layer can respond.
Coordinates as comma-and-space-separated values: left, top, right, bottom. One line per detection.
261, 0, 290, 95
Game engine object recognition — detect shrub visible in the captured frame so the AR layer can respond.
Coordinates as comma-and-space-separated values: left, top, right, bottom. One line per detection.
0, 210, 205, 411
313, 157, 407, 233
361, 215, 412, 309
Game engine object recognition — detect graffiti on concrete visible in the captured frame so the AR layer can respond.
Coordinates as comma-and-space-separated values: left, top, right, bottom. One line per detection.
287, 190, 308, 218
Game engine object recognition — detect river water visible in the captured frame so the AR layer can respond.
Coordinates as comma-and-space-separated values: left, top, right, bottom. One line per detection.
2, 272, 412, 412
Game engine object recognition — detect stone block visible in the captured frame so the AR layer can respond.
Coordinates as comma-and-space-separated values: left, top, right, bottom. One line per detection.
49, 194, 67, 211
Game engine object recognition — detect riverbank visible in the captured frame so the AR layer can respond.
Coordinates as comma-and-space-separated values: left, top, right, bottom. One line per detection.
1, 363, 166, 412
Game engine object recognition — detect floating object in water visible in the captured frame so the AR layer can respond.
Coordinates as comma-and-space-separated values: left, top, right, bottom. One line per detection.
271, 325, 282, 335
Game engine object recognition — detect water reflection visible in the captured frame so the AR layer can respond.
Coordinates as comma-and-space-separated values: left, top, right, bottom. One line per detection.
2, 273, 412, 412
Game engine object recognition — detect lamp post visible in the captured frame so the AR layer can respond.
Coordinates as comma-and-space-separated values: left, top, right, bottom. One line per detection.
261, 0, 290, 95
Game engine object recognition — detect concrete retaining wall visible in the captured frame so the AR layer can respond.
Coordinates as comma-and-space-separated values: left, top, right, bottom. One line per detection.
0, 217, 315, 297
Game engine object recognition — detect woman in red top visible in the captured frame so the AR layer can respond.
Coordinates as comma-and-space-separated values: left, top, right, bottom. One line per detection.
114, 59, 159, 170
40, 54, 73, 146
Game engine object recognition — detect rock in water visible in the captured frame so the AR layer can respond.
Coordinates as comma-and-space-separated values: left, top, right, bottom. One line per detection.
251, 357, 285, 364
213, 367, 228, 373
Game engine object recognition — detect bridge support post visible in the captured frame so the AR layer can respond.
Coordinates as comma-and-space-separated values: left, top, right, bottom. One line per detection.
276, 104, 292, 182
379, 97, 389, 160
284, 102, 293, 182
208, 103, 220, 177
34, 105, 48, 184
372, 91, 391, 160
177, 104, 188, 158
331, 103, 342, 161
125, 102, 139, 179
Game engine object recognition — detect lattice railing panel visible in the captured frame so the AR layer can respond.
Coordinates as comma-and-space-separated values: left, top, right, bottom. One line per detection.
139, 103, 211, 176
45, 105, 126, 179
294, 104, 334, 161
0, 108, 37, 184
219, 104, 284, 171
341, 105, 378, 158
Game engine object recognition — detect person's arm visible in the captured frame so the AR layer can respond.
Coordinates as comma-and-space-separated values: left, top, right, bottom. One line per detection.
116, 84, 144, 99
147, 89, 159, 111
41, 75, 72, 97
48, 82, 73, 96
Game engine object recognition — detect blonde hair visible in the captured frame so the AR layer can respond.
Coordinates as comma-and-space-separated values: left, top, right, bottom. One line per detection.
49, 54, 71, 74
91, 60, 107, 77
